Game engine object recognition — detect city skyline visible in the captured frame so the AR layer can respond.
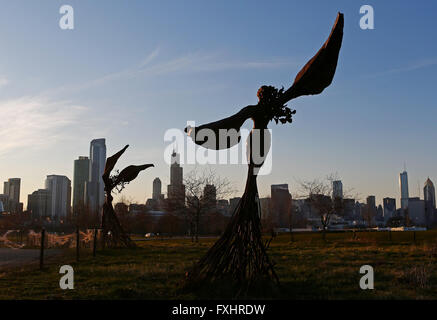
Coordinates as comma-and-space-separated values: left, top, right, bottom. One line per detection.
1, 1, 437, 208
2, 143, 436, 210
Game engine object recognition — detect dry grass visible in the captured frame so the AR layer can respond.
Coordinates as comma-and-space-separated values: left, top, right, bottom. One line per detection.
0, 230, 436, 299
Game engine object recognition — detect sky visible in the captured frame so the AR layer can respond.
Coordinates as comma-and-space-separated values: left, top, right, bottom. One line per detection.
1, 0, 437, 208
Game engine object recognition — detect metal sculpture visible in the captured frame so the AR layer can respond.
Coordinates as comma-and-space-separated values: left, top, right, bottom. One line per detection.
101, 144, 154, 248
184, 13, 344, 288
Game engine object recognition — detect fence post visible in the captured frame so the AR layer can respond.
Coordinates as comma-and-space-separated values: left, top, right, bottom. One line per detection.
93, 228, 97, 257
40, 229, 45, 270
76, 226, 80, 262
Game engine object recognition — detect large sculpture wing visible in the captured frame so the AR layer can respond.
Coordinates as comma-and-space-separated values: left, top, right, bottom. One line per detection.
113, 164, 154, 186
186, 13, 344, 150
281, 12, 344, 102
102, 144, 129, 183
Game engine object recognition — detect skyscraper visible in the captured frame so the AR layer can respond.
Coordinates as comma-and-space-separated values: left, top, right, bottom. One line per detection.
399, 170, 409, 210
383, 197, 396, 222
73, 156, 90, 213
27, 189, 52, 218
0, 194, 8, 212
271, 184, 292, 228
152, 177, 162, 200
424, 178, 436, 209
332, 180, 343, 199
203, 184, 217, 209
86, 138, 106, 212
167, 151, 185, 207
45, 175, 71, 220
424, 178, 435, 225
3, 178, 21, 213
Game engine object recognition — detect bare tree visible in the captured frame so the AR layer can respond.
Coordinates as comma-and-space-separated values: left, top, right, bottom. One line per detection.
184, 168, 234, 242
297, 174, 346, 241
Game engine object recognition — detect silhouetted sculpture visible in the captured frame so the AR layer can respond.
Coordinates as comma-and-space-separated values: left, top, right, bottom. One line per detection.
185, 13, 344, 290
101, 144, 154, 248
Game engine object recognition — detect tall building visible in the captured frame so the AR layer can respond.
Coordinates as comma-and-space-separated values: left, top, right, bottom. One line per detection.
408, 197, 426, 226
260, 197, 271, 220
167, 151, 185, 207
271, 184, 292, 228
152, 178, 162, 200
0, 194, 9, 212
229, 197, 241, 213
27, 189, 52, 218
365, 195, 377, 225
332, 180, 343, 199
203, 184, 217, 209
86, 139, 106, 212
399, 170, 409, 210
383, 197, 396, 222
73, 156, 90, 212
424, 178, 436, 225
3, 178, 21, 213
45, 175, 71, 220
424, 178, 436, 209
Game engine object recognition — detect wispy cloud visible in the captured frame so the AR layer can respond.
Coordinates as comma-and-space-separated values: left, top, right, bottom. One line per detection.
46, 48, 297, 96
0, 77, 9, 88
0, 96, 87, 157
365, 58, 437, 78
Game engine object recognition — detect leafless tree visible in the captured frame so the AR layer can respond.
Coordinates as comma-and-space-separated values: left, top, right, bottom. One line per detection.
297, 174, 347, 241
184, 168, 234, 242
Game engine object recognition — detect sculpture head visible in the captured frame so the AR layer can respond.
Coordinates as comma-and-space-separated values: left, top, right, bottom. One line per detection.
256, 85, 296, 125
257, 85, 282, 105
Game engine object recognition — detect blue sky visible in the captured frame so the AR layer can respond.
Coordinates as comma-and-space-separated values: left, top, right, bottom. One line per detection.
1, 0, 436, 207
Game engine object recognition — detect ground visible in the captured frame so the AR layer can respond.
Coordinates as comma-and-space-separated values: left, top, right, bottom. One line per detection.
0, 230, 436, 299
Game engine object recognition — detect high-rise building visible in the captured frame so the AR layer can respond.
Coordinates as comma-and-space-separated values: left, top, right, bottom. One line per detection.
45, 175, 71, 220
424, 178, 436, 225
424, 178, 436, 209
27, 189, 52, 218
3, 178, 21, 213
167, 151, 185, 207
260, 197, 271, 220
152, 178, 162, 200
0, 194, 9, 212
399, 170, 409, 210
229, 197, 241, 213
383, 197, 396, 222
408, 197, 426, 226
86, 139, 106, 212
271, 184, 292, 228
332, 180, 343, 199
73, 156, 90, 213
203, 184, 217, 210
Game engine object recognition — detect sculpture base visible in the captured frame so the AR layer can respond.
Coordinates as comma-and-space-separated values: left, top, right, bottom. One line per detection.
185, 166, 278, 295
101, 202, 135, 249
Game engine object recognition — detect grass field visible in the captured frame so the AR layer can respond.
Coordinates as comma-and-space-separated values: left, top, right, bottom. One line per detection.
1, 230, 436, 300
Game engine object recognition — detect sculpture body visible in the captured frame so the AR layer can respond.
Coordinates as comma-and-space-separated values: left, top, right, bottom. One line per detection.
185, 13, 344, 289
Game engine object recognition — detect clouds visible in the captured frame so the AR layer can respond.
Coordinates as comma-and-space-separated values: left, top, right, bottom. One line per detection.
365, 57, 437, 78
76, 48, 297, 90
0, 77, 9, 88
0, 96, 87, 157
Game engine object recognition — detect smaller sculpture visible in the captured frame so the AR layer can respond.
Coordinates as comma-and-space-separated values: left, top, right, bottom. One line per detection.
101, 144, 154, 248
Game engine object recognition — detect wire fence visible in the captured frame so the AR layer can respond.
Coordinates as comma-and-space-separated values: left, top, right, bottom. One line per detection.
0, 229, 101, 249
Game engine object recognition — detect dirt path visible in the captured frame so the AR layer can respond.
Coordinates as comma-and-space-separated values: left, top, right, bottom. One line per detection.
0, 248, 62, 269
